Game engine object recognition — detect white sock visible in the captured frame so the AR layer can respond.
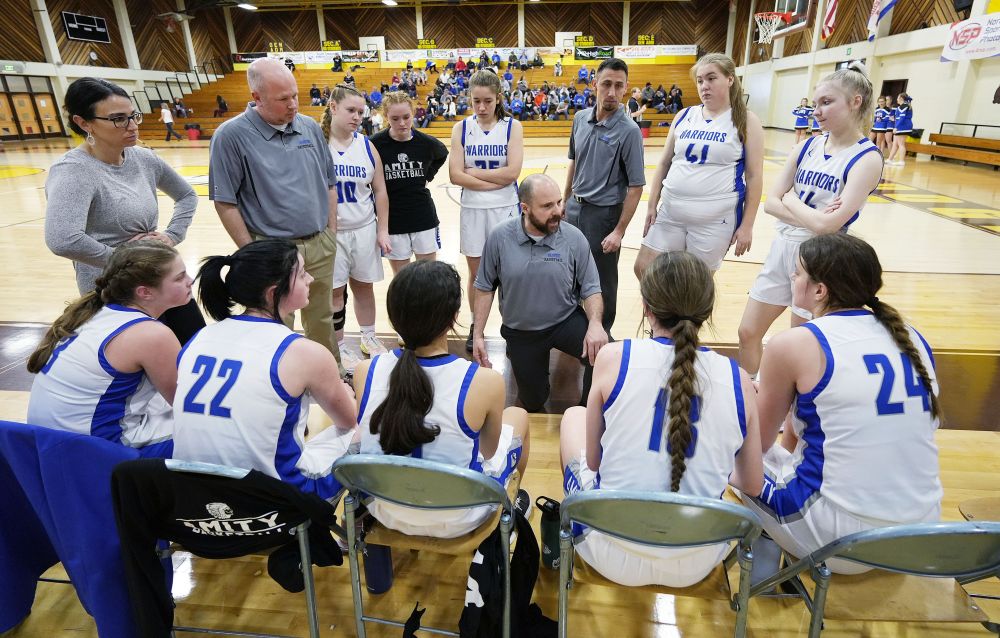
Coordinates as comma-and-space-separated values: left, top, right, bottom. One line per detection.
360, 325, 376, 335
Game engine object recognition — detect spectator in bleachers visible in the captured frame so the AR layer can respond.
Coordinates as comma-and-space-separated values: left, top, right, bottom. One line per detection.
586, 93, 596, 108
517, 75, 528, 92
457, 92, 468, 115
641, 82, 654, 104
552, 99, 570, 120
415, 105, 428, 128
417, 68, 428, 85
522, 97, 536, 121
321, 85, 331, 105
518, 51, 529, 70
391, 71, 400, 85
371, 108, 384, 133
669, 84, 683, 114
554, 56, 564, 77
479, 51, 489, 68
343, 71, 355, 87
406, 59, 413, 71
456, 57, 467, 75
310, 84, 322, 106
510, 95, 524, 119
370, 88, 383, 108
508, 51, 518, 69
532, 51, 544, 68
332, 55, 343, 72
445, 96, 457, 121
173, 97, 191, 118
491, 51, 501, 67
284, 57, 295, 73
213, 94, 229, 117
651, 85, 667, 113
572, 91, 585, 111
503, 68, 513, 85
577, 64, 589, 85
446, 53, 457, 71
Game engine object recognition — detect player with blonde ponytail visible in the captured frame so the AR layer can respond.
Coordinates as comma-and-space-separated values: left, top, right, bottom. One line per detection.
559, 251, 762, 587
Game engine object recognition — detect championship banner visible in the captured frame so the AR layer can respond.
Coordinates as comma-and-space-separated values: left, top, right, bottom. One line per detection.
940, 13, 1000, 62
574, 46, 614, 61
384, 49, 428, 63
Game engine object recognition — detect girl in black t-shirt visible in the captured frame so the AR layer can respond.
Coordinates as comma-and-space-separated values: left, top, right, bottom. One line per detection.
370, 92, 450, 274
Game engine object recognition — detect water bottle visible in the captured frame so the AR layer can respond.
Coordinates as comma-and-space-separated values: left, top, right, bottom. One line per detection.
537, 496, 561, 570
363, 543, 394, 594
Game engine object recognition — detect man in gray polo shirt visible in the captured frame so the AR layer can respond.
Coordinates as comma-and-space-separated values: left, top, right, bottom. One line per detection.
472, 174, 607, 412
563, 57, 646, 336
209, 57, 343, 371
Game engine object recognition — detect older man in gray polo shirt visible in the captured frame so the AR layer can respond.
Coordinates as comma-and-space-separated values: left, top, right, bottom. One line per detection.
209, 57, 343, 371
472, 174, 607, 412
563, 57, 646, 337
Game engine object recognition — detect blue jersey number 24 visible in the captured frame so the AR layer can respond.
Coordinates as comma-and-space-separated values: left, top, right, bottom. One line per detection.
862, 353, 930, 416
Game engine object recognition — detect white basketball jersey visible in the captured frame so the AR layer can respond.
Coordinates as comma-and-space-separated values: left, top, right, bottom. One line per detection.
330, 131, 376, 231
777, 134, 881, 241
172, 316, 345, 501
359, 351, 482, 469
27, 305, 172, 448
762, 311, 941, 524
662, 106, 746, 202
459, 115, 519, 208
598, 338, 747, 498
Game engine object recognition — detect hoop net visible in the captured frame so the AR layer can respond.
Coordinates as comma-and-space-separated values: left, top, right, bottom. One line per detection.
755, 12, 789, 44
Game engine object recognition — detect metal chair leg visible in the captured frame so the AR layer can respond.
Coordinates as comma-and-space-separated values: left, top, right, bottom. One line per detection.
344, 494, 367, 638
499, 512, 512, 638
557, 529, 573, 638
733, 542, 753, 638
808, 564, 832, 638
295, 522, 320, 638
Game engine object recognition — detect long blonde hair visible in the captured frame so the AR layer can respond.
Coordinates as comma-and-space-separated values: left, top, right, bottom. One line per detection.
321, 83, 365, 140
27, 241, 179, 373
692, 53, 747, 143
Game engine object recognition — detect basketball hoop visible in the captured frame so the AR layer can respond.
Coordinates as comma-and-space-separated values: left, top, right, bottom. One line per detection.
754, 12, 790, 44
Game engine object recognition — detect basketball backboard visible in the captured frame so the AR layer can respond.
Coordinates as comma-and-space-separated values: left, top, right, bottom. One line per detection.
770, 0, 816, 39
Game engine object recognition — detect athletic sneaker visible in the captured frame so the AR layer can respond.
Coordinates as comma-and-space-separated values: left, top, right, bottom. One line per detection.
359, 332, 388, 356
339, 344, 363, 372
465, 324, 475, 353
513, 488, 533, 520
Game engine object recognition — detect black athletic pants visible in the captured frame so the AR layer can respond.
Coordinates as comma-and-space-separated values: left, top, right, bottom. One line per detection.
565, 199, 623, 335
158, 299, 205, 345
500, 307, 592, 413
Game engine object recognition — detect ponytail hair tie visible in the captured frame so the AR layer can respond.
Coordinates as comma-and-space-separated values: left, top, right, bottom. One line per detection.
868, 296, 880, 308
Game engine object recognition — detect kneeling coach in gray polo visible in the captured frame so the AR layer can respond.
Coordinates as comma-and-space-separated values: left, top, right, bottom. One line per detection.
472, 174, 608, 412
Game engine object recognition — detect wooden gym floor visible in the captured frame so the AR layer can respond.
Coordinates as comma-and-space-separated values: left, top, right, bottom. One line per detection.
0, 129, 998, 636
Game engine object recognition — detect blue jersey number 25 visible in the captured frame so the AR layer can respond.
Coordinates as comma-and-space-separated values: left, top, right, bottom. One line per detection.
862, 353, 930, 416
182, 355, 243, 418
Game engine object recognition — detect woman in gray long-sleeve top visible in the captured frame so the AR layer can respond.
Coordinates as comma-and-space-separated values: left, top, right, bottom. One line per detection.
45, 77, 205, 343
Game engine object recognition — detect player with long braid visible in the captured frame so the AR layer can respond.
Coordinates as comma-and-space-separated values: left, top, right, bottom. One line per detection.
559, 251, 762, 587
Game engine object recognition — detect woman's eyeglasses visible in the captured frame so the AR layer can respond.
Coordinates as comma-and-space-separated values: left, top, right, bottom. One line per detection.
92, 112, 143, 128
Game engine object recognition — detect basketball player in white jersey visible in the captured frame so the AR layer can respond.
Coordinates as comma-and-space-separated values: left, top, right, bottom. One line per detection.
738, 62, 883, 375
27, 241, 190, 457
172, 240, 358, 501
743, 233, 941, 574
561, 251, 762, 587
449, 70, 524, 351
634, 53, 763, 278
356, 260, 531, 538
322, 84, 392, 367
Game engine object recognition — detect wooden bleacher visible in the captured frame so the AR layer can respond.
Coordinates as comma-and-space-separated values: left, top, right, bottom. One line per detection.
139, 64, 692, 141
907, 132, 1000, 168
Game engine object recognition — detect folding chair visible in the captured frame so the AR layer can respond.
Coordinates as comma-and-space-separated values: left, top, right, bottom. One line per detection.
557, 490, 763, 638
0, 420, 142, 637
748, 522, 1000, 637
112, 458, 342, 638
332, 454, 518, 638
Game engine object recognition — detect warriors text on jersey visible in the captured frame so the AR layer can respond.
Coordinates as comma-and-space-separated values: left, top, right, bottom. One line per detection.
459, 115, 519, 208
330, 131, 376, 231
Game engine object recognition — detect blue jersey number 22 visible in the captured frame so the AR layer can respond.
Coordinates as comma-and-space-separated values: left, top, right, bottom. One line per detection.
182, 355, 243, 418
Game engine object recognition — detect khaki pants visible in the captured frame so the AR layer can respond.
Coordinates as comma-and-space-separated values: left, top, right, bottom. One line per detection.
254, 229, 345, 376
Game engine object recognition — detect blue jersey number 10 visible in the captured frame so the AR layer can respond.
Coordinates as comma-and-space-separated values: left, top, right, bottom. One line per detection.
336, 182, 358, 204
